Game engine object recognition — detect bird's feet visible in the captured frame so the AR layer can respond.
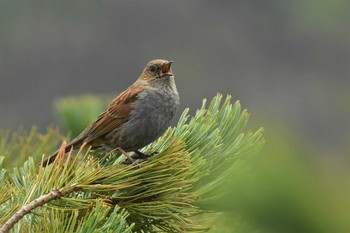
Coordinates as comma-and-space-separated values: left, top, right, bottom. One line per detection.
133, 150, 158, 159
122, 150, 158, 165
117, 147, 135, 165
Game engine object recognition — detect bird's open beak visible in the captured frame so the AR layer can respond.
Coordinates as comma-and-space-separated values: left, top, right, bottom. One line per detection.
161, 61, 173, 76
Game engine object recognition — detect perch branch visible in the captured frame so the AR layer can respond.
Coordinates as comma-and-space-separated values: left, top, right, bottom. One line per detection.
0, 186, 77, 233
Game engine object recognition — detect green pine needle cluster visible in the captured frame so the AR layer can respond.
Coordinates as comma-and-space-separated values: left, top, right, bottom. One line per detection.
0, 94, 264, 232
0, 127, 62, 169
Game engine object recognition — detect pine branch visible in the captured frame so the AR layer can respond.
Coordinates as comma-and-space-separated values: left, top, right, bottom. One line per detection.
0, 186, 76, 233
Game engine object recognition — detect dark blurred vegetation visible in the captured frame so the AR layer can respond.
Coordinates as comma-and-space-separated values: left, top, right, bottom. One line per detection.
1, 1, 350, 232
0, 1, 349, 154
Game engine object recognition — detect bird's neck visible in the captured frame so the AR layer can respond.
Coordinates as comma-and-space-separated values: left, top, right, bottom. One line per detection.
134, 77, 177, 91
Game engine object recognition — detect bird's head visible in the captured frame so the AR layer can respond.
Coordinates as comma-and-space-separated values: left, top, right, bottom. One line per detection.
139, 59, 174, 82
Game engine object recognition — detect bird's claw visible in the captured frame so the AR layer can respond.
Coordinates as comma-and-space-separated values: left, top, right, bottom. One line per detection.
122, 151, 158, 165
122, 157, 134, 165
133, 150, 158, 160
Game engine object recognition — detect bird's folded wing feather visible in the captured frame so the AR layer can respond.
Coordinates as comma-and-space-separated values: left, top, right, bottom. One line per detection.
83, 85, 144, 143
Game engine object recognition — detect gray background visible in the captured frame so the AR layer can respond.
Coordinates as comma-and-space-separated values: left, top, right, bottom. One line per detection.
0, 1, 349, 154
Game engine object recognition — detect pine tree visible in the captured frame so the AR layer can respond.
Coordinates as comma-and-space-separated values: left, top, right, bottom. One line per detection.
0, 94, 264, 233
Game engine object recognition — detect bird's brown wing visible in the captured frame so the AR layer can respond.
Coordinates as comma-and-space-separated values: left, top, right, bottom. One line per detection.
81, 85, 144, 144
41, 85, 143, 166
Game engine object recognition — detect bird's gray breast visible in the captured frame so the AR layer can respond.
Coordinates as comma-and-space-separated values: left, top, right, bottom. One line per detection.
118, 85, 179, 151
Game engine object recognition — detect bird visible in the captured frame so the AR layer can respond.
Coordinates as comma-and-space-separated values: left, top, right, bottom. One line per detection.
42, 59, 180, 166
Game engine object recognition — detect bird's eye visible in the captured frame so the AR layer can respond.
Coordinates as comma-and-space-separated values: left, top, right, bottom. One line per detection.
149, 66, 157, 73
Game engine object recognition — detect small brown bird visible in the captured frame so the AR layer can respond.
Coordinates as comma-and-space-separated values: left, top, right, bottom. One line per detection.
43, 59, 180, 165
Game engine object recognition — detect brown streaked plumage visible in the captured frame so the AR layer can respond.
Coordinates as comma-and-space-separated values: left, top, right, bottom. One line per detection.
43, 59, 179, 166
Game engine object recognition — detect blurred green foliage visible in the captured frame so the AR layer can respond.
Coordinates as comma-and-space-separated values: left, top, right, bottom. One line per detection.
292, 0, 349, 29
209, 123, 350, 232
54, 95, 108, 138
0, 127, 61, 169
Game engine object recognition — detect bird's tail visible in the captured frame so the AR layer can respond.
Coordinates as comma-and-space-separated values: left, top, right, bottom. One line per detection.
41, 139, 84, 167
41, 149, 65, 166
